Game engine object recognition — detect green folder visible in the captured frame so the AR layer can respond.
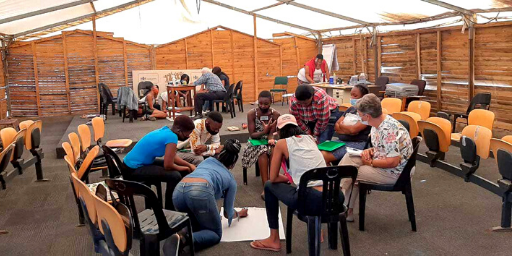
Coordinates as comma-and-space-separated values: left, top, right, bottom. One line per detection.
248, 139, 268, 146
318, 141, 346, 152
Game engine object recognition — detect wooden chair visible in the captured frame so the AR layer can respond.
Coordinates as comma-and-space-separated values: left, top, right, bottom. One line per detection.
270, 76, 289, 105
1, 128, 26, 175
418, 117, 452, 167
381, 98, 402, 114
92, 117, 133, 149
459, 125, 492, 181
407, 100, 431, 120
392, 112, 421, 138
451, 109, 494, 142
0, 144, 15, 190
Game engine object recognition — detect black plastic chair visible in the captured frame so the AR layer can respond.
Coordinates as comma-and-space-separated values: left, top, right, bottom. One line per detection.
137, 81, 153, 120
0, 144, 14, 190
105, 179, 195, 256
286, 166, 358, 256
410, 79, 426, 96
213, 84, 236, 118
233, 81, 244, 112
102, 145, 163, 206
359, 136, 421, 232
99, 83, 117, 118
375, 76, 389, 91
242, 163, 260, 185
398, 120, 410, 133
451, 93, 491, 132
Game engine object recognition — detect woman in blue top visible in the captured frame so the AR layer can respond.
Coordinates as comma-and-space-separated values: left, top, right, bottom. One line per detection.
172, 139, 248, 251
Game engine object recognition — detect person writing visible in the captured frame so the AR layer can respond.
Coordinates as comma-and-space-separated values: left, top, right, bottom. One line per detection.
321, 84, 371, 165
250, 114, 343, 252
173, 139, 248, 251
289, 84, 340, 143
123, 115, 197, 210
304, 54, 329, 83
241, 91, 280, 199
193, 67, 227, 119
177, 111, 224, 166
339, 93, 413, 221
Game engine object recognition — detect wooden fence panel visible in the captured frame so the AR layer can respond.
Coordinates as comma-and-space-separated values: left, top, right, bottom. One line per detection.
323, 38, 354, 82
232, 31, 255, 102
274, 38, 298, 90
126, 43, 151, 89
475, 26, 512, 130
35, 37, 68, 116
380, 34, 417, 83
441, 30, 469, 114
0, 53, 7, 118
257, 40, 280, 93
188, 31, 213, 69
212, 30, 234, 83
97, 38, 125, 96
366, 37, 376, 82
66, 33, 97, 114
7, 44, 37, 116
156, 40, 187, 70
420, 32, 439, 112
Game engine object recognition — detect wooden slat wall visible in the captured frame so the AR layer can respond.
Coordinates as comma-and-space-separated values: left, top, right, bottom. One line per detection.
7, 44, 37, 116
475, 26, 512, 131
0, 53, 7, 118
322, 38, 354, 82
380, 35, 417, 83
441, 30, 469, 114
97, 37, 125, 97
420, 32, 439, 112
126, 43, 152, 89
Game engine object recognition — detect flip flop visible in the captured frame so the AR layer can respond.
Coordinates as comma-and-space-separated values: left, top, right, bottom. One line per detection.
250, 241, 281, 252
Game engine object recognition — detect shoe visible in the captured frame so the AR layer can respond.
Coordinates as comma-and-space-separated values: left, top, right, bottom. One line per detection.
163, 234, 180, 256
346, 214, 354, 222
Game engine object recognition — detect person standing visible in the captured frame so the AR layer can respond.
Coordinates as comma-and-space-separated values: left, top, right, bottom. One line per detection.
289, 84, 340, 143
304, 54, 329, 83
177, 111, 224, 166
193, 67, 227, 119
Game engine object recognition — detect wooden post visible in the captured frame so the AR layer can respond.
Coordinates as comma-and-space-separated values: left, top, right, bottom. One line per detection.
210, 29, 214, 67
363, 36, 368, 75
352, 38, 357, 75
184, 38, 189, 69
31, 42, 41, 116
373, 31, 379, 80
62, 32, 71, 113
150, 47, 156, 70
230, 30, 235, 82
377, 36, 382, 77
1, 39, 11, 116
279, 45, 283, 76
468, 24, 475, 100
253, 14, 258, 100
436, 31, 442, 111
92, 15, 100, 112
294, 37, 300, 70
123, 40, 128, 87
416, 33, 421, 79
317, 32, 322, 54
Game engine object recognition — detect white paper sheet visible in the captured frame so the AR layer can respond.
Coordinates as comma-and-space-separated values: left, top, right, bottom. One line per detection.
219, 207, 286, 242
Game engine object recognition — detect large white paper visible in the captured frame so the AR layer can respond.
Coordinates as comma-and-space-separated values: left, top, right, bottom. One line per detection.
219, 207, 285, 242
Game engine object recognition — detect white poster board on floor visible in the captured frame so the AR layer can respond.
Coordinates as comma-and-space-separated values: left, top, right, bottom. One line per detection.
132, 69, 202, 89
220, 207, 286, 242
322, 44, 339, 72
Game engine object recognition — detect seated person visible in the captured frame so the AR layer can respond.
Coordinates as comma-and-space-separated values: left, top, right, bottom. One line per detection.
123, 115, 197, 210
212, 66, 230, 86
290, 84, 340, 143
241, 90, 280, 199
251, 114, 343, 252
172, 139, 248, 251
177, 111, 224, 166
180, 74, 190, 85
193, 67, 227, 119
141, 84, 167, 121
159, 74, 191, 112
321, 84, 371, 165
339, 93, 413, 221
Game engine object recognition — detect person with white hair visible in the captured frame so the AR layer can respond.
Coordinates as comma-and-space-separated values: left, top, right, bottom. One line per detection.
193, 67, 227, 119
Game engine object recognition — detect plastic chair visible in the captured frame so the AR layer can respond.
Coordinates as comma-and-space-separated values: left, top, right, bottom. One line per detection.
490, 139, 512, 166
410, 80, 427, 96
270, 76, 288, 105
99, 83, 117, 118
459, 125, 492, 181
451, 93, 492, 132
233, 81, 244, 112
418, 117, 452, 167
451, 109, 494, 142
213, 84, 236, 118
93, 188, 133, 256
375, 76, 389, 91
0, 144, 15, 190
105, 179, 195, 256
242, 163, 260, 185
92, 117, 133, 149
359, 136, 422, 232
23, 120, 45, 181
286, 166, 357, 256
78, 124, 109, 174
18, 120, 34, 130
381, 98, 402, 114
392, 112, 421, 138
503, 135, 512, 144
492, 147, 512, 231
407, 100, 431, 120
1, 128, 26, 174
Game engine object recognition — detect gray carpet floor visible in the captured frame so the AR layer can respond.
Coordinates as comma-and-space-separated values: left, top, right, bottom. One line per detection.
0, 108, 511, 256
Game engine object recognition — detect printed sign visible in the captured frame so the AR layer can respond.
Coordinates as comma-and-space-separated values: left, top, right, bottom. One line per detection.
132, 69, 203, 89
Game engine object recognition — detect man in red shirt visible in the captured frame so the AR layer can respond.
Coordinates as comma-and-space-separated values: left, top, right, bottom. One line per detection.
289, 84, 341, 143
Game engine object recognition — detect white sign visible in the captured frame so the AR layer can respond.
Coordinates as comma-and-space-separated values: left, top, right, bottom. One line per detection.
132, 69, 203, 89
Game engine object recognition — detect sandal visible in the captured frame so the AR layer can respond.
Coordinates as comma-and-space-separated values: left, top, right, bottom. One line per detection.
250, 241, 281, 252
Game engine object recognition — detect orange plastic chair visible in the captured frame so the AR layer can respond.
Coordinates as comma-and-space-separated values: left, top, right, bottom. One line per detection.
78, 124, 93, 152
0, 143, 15, 189
68, 132, 81, 164
64, 146, 99, 180
91, 117, 132, 148
502, 135, 512, 144
19, 120, 34, 130
407, 101, 431, 120
71, 172, 99, 228
381, 98, 402, 114
392, 112, 421, 138
451, 109, 494, 142
490, 139, 512, 166
461, 125, 492, 159
418, 117, 452, 154
1, 128, 26, 162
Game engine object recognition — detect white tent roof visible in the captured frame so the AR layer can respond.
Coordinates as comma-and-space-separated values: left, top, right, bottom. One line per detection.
1, 0, 511, 44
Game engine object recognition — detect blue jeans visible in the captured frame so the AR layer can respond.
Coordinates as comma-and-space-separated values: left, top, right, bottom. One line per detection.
172, 182, 221, 251
312, 108, 343, 143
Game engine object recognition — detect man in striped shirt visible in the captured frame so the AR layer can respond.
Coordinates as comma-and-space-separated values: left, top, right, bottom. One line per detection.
289, 84, 341, 143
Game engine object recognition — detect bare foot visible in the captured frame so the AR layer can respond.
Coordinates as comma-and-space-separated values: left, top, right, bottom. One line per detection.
251, 237, 281, 252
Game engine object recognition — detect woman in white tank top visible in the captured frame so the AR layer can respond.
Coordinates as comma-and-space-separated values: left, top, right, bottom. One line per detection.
250, 114, 344, 252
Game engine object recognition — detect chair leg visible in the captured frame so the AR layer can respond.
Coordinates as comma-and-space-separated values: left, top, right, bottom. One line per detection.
327, 221, 338, 250
404, 185, 417, 231
241, 99, 244, 112
306, 216, 321, 256
359, 186, 367, 231
187, 218, 195, 256
339, 213, 351, 256
255, 163, 260, 177
156, 183, 163, 206
286, 208, 294, 254
142, 235, 160, 256
111, 103, 116, 115
242, 167, 248, 185
231, 100, 236, 118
